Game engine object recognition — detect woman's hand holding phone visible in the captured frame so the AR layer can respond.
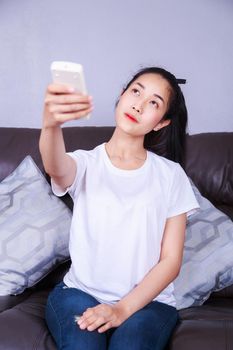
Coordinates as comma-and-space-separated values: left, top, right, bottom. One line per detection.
43, 84, 93, 128
43, 61, 93, 128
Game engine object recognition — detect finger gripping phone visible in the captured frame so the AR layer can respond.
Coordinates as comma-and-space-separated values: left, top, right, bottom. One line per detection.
50, 61, 90, 119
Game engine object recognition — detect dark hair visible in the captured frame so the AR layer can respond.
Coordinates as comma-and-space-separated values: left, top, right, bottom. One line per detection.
119, 67, 188, 166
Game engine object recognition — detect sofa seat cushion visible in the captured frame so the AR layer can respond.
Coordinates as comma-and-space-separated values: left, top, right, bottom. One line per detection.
168, 319, 233, 350
179, 298, 233, 321
0, 290, 33, 313
0, 290, 56, 350
167, 300, 233, 350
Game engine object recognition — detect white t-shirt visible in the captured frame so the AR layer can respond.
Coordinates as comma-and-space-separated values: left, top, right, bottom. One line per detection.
52, 143, 200, 307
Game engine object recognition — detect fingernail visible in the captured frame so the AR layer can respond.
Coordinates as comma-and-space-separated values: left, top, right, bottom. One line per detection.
68, 87, 75, 93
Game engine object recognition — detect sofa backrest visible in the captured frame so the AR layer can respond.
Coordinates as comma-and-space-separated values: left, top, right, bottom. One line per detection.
184, 132, 233, 219
0, 127, 232, 219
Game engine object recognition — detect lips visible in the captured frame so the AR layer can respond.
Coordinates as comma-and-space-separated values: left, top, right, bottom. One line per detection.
125, 113, 139, 123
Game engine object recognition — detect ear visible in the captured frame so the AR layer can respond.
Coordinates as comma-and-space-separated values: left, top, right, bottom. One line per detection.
153, 119, 171, 131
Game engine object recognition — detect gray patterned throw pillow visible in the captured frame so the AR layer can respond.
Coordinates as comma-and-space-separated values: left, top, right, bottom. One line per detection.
173, 178, 233, 310
0, 156, 71, 295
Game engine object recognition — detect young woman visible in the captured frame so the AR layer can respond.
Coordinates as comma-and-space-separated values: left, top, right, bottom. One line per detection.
39, 67, 199, 350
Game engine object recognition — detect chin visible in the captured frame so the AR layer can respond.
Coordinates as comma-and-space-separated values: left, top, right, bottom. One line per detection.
116, 122, 142, 138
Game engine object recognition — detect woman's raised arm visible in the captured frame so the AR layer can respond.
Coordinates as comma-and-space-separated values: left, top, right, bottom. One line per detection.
39, 83, 93, 190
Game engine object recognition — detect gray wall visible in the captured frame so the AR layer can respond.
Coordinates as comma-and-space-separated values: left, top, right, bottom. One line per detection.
0, 0, 232, 134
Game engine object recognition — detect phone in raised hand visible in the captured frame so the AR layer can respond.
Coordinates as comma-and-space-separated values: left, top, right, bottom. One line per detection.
50, 61, 90, 120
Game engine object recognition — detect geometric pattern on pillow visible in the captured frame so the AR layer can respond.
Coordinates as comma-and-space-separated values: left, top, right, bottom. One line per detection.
173, 178, 233, 310
0, 156, 71, 295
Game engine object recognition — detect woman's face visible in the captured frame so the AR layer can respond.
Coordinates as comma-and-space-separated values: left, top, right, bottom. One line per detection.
115, 73, 171, 136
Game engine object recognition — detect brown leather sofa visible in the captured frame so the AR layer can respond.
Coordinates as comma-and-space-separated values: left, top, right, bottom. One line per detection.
0, 127, 232, 350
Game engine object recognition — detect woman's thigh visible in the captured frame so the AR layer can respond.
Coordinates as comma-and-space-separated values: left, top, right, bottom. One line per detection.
45, 282, 108, 350
108, 300, 178, 350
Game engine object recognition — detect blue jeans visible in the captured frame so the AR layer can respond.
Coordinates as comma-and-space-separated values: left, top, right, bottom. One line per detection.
45, 282, 178, 350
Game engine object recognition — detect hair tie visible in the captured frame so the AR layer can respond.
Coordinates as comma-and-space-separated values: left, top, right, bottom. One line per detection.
176, 79, 186, 84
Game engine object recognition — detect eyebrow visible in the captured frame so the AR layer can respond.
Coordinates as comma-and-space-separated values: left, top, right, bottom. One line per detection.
135, 82, 165, 104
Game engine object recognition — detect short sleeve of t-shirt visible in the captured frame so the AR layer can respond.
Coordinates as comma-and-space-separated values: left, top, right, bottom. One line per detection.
51, 150, 87, 199
166, 163, 200, 218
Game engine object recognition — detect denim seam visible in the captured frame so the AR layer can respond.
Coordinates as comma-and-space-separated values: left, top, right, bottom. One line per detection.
48, 297, 63, 349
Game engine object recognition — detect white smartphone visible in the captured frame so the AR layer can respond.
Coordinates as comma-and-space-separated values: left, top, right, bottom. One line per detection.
50, 61, 90, 119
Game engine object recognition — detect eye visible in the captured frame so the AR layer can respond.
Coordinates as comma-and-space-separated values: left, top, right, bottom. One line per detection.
150, 100, 159, 108
131, 88, 140, 96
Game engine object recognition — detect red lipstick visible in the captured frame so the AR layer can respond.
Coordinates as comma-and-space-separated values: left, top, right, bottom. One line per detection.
125, 113, 138, 123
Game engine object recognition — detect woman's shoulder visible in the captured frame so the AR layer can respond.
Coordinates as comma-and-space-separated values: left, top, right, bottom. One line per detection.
148, 150, 181, 174
148, 151, 192, 197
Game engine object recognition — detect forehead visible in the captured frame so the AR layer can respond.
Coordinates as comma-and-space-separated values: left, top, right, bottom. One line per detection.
132, 73, 171, 103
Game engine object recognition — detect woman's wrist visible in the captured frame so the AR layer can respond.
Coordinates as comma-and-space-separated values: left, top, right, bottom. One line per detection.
114, 300, 134, 322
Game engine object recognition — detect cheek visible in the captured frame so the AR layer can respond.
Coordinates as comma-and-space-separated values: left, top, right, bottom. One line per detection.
118, 92, 135, 107
115, 95, 130, 116
143, 110, 165, 131
144, 106, 160, 122
147, 104, 166, 120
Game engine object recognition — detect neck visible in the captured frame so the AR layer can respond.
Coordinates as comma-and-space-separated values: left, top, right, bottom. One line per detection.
105, 127, 146, 160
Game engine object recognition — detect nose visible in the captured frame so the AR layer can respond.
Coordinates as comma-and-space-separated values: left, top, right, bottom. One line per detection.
132, 105, 141, 114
